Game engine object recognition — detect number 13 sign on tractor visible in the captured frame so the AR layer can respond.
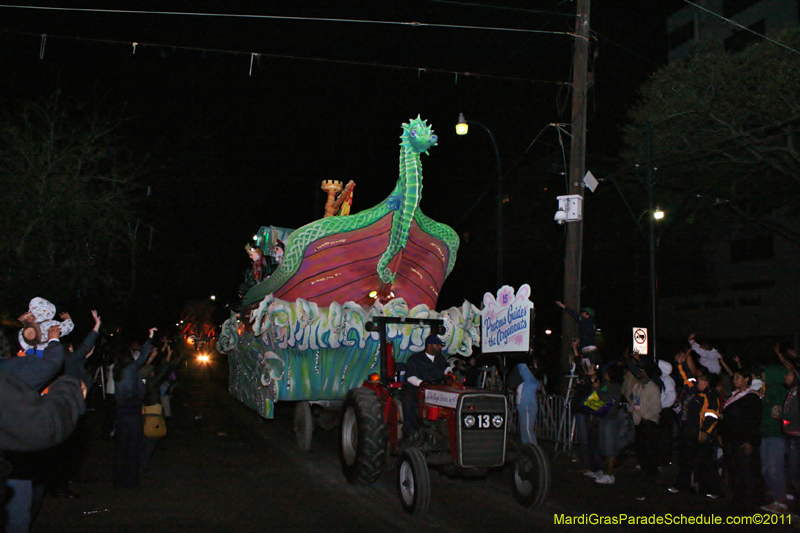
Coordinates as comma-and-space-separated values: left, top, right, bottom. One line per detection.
632, 327, 648, 356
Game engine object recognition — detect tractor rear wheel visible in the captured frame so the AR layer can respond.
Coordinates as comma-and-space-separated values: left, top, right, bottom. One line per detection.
340, 387, 386, 484
513, 443, 551, 508
398, 448, 431, 516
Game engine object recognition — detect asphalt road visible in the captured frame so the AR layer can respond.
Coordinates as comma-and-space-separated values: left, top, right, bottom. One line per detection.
32, 360, 798, 532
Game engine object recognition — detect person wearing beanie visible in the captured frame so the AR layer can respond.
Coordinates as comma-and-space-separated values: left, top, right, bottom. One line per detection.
401, 334, 452, 443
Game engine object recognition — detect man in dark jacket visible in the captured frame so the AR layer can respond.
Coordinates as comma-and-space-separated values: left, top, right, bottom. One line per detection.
1, 371, 85, 529
0, 373, 84, 454
555, 301, 597, 352
401, 334, 452, 442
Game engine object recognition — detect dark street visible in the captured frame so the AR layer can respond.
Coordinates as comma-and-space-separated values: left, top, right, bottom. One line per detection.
29, 358, 797, 533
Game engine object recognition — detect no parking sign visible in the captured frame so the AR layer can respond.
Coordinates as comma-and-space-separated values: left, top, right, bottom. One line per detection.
632, 327, 648, 355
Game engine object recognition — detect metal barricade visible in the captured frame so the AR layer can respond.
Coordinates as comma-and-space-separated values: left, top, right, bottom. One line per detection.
536, 395, 575, 447
505, 366, 579, 458
507, 392, 577, 457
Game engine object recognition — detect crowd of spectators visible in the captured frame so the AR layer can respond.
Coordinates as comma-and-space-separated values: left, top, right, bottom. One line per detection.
570, 327, 800, 516
0, 297, 184, 532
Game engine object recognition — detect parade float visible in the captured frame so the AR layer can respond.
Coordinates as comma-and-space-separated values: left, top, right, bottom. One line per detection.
217, 117, 551, 515
217, 116, 482, 436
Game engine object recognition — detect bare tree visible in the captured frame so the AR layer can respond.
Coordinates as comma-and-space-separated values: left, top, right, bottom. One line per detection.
0, 91, 149, 307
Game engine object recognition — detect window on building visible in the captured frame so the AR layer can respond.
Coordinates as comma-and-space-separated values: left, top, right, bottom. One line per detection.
668, 20, 695, 50
725, 19, 766, 52
723, 0, 760, 18
730, 280, 776, 291
730, 234, 774, 263
739, 295, 763, 306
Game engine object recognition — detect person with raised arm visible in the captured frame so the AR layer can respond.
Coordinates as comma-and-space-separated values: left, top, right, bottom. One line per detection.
112, 327, 157, 489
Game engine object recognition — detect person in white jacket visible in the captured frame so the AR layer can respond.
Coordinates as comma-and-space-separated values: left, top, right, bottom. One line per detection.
659, 360, 677, 409
688, 333, 721, 375
17, 297, 74, 356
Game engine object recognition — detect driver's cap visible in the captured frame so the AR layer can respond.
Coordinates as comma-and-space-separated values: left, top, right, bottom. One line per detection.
424, 334, 442, 346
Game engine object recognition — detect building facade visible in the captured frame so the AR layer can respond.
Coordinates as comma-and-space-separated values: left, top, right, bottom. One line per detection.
667, 0, 799, 62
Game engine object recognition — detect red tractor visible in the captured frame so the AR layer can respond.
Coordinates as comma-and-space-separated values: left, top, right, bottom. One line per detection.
339, 317, 550, 516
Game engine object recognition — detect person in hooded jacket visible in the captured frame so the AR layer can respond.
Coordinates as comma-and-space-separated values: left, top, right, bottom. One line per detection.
514, 362, 541, 446
657, 359, 677, 466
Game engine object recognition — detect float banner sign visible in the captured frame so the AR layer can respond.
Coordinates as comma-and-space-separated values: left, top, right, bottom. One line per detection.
481, 285, 534, 353
632, 327, 648, 355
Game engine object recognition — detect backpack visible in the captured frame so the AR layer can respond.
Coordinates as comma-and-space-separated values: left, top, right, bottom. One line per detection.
782, 387, 800, 437
143, 403, 167, 439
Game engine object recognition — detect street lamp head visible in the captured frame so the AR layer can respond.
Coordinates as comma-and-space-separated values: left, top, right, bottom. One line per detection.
455, 113, 469, 135
653, 209, 665, 220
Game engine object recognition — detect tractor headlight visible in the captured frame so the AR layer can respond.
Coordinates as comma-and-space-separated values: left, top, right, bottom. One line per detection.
492, 415, 504, 428
463, 414, 476, 428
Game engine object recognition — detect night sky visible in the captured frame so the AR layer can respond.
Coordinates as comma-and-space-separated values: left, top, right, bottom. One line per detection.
1, 1, 684, 341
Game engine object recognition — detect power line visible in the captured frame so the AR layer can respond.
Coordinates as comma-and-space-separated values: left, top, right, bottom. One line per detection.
1, 28, 568, 85
0, 4, 585, 39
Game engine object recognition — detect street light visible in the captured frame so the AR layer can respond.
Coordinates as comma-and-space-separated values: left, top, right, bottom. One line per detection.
455, 114, 469, 135
456, 112, 504, 288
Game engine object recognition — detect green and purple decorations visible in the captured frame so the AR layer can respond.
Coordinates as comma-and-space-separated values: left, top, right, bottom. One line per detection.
219, 297, 480, 419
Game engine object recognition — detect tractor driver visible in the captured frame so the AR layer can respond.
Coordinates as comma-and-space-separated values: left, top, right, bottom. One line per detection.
401, 334, 452, 443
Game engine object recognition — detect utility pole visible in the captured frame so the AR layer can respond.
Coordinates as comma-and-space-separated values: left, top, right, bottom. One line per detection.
560, 0, 591, 390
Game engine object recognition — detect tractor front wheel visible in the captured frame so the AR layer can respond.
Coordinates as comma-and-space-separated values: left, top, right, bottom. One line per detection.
513, 443, 551, 508
398, 448, 431, 516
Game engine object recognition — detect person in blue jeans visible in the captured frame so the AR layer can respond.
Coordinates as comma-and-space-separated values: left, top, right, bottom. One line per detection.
112, 328, 157, 488
760, 362, 790, 513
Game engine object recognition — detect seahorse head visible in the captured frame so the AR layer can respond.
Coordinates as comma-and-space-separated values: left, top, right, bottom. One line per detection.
400, 116, 437, 155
